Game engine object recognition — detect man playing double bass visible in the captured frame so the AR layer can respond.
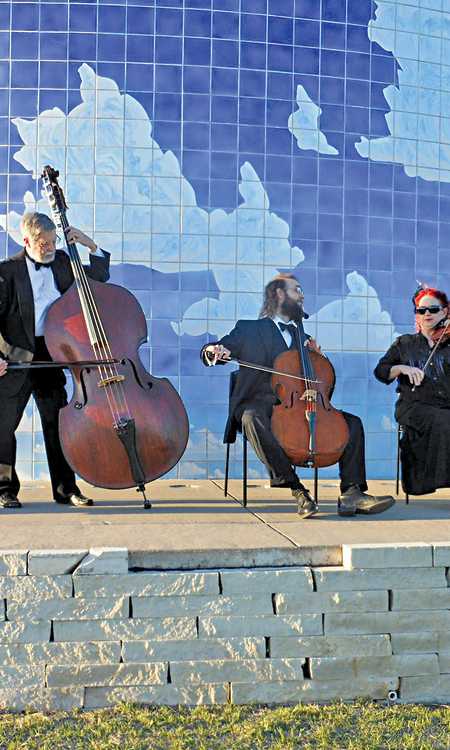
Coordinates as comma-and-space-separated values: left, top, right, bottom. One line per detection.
201, 274, 395, 519
0, 212, 110, 509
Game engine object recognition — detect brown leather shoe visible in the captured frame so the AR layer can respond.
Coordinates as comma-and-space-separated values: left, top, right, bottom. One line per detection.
0, 491, 22, 509
338, 485, 395, 516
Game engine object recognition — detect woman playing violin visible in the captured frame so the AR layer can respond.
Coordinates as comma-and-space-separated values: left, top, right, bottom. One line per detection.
374, 286, 450, 495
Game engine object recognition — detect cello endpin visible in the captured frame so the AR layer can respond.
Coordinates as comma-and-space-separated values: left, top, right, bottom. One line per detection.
137, 484, 152, 510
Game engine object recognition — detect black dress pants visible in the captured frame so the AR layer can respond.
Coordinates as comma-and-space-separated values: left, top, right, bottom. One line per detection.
240, 398, 367, 493
0, 338, 77, 499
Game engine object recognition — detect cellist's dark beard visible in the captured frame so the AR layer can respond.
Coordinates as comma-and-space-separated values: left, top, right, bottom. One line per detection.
281, 298, 301, 321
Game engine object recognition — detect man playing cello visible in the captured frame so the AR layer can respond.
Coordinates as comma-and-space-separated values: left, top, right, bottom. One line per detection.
202, 274, 395, 519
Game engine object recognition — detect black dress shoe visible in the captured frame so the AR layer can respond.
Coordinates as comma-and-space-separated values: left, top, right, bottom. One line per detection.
0, 491, 22, 509
291, 486, 318, 519
54, 492, 94, 507
338, 484, 395, 516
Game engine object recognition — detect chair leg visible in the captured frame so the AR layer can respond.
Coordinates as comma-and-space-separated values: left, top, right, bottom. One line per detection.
396, 426, 401, 496
242, 432, 248, 508
224, 443, 230, 497
313, 467, 319, 503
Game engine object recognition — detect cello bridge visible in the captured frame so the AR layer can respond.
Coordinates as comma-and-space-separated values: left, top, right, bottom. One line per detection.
97, 375, 125, 388
300, 389, 317, 402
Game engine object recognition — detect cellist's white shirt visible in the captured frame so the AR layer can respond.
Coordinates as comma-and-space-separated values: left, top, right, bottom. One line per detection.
26, 248, 105, 336
272, 315, 297, 348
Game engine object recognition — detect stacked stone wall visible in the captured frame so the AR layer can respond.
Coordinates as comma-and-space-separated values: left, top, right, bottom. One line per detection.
0, 543, 449, 710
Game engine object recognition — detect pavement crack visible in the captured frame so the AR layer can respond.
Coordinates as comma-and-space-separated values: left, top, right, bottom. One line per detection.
211, 479, 302, 548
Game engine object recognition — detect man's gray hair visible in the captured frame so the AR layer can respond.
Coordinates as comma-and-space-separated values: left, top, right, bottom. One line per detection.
20, 212, 55, 239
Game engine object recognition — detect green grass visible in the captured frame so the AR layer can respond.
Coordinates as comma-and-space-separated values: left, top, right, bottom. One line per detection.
1, 702, 450, 750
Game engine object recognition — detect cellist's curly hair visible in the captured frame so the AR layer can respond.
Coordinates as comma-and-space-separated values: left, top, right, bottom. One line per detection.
259, 274, 298, 319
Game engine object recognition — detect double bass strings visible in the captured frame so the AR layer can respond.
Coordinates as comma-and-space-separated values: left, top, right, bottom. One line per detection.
43, 172, 132, 426
63, 223, 133, 426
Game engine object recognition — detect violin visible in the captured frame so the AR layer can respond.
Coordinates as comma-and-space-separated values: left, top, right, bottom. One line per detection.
39, 166, 189, 508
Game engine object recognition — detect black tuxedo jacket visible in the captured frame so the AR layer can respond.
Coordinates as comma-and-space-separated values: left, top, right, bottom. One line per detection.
0, 248, 110, 393
204, 318, 294, 443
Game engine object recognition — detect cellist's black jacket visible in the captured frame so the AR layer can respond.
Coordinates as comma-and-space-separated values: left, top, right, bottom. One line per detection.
0, 248, 110, 393
201, 317, 311, 444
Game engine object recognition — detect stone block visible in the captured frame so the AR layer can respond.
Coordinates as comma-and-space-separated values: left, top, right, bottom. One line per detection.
132, 594, 272, 619
439, 653, 450, 673
0, 664, 45, 689
310, 654, 438, 681
270, 634, 392, 658
231, 677, 399, 704
53, 617, 197, 642
84, 684, 228, 708
274, 590, 388, 614
342, 543, 432, 570
0, 551, 27, 576
391, 588, 450, 611
7, 596, 129, 622
73, 548, 129, 575
391, 632, 439, 654
0, 641, 121, 666
220, 568, 314, 595
433, 543, 450, 567
0, 621, 50, 643
439, 632, 450, 651
74, 571, 219, 598
314, 567, 446, 591
122, 637, 266, 662
199, 614, 322, 638
400, 675, 450, 703
0, 575, 72, 601
47, 661, 167, 687
28, 550, 88, 575
325, 611, 450, 635
0, 687, 84, 712
170, 658, 304, 685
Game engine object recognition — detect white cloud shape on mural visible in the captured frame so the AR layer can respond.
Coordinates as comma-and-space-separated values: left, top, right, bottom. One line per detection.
304, 271, 398, 352
355, 0, 450, 181
0, 63, 396, 349
288, 84, 339, 156
0, 63, 304, 336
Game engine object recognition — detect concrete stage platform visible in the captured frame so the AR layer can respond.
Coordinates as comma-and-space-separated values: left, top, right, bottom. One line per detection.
3, 479, 450, 568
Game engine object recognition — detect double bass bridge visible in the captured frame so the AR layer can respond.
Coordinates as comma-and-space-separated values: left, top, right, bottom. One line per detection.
97, 374, 126, 388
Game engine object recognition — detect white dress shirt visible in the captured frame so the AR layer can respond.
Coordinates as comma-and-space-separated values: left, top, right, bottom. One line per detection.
26, 249, 105, 336
272, 315, 297, 348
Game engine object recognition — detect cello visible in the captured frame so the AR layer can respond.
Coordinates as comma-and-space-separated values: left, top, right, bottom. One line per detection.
37, 165, 189, 508
270, 310, 349, 468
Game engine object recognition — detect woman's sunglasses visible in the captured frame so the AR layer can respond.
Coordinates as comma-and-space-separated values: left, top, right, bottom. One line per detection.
415, 305, 444, 315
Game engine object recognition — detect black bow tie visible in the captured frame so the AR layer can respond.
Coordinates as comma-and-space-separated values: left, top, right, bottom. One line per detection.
25, 250, 54, 270
278, 322, 296, 334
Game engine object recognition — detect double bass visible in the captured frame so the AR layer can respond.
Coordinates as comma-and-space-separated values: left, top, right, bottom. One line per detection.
37, 166, 189, 508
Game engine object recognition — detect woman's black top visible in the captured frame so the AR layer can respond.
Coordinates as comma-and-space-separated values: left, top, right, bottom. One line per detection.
374, 333, 450, 406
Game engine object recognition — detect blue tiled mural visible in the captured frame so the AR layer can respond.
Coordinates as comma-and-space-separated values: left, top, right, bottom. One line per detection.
1, 0, 447, 482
